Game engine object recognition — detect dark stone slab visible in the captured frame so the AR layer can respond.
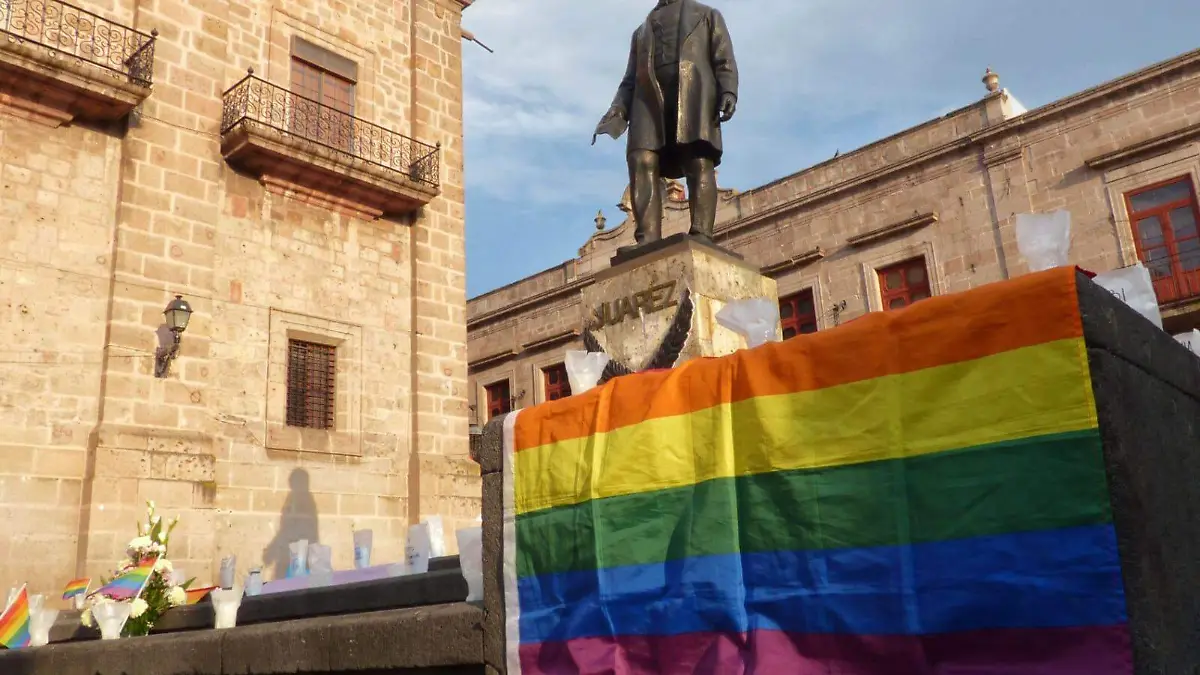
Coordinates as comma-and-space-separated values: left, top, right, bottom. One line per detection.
1078, 272, 1200, 674
1077, 271, 1200, 398
326, 603, 484, 671
609, 231, 744, 267
235, 568, 467, 627
475, 415, 508, 475
481, 472, 505, 673
0, 603, 484, 675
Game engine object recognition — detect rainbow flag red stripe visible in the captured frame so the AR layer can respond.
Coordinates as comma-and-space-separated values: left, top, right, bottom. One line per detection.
92, 557, 156, 601
185, 586, 216, 605
62, 577, 90, 600
0, 585, 31, 649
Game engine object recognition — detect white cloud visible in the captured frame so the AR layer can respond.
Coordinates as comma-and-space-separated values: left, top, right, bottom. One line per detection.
461, 0, 998, 206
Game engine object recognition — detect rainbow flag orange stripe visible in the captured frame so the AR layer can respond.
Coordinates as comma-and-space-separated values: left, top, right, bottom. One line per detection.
185, 586, 216, 605
62, 577, 90, 600
0, 585, 31, 649
92, 557, 156, 601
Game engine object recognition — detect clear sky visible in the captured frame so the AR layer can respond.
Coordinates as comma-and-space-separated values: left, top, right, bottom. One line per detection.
460, 0, 1200, 298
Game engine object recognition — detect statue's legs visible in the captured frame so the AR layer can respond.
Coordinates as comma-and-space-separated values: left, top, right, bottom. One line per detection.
683, 155, 717, 243
626, 149, 663, 246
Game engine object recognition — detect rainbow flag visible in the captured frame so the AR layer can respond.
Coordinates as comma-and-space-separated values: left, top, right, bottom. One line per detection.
502, 268, 1133, 674
62, 577, 90, 601
185, 586, 216, 605
92, 557, 156, 601
0, 585, 31, 649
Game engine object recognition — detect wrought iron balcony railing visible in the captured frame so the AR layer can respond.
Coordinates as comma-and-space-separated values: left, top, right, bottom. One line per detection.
1140, 247, 1200, 306
0, 0, 156, 86
221, 72, 440, 189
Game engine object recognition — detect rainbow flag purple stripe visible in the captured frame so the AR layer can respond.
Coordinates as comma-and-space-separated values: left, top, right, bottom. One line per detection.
93, 557, 156, 601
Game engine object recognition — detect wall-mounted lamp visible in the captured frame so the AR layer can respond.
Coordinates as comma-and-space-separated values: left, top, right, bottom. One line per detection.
154, 295, 193, 378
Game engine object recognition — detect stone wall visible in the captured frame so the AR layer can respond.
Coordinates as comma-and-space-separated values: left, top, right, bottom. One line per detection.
467, 49, 1200, 422
0, 0, 475, 594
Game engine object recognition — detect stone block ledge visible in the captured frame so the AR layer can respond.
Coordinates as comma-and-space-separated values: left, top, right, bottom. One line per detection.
0, 602, 485, 675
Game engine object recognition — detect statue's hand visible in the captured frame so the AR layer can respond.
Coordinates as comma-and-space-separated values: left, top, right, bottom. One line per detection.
592, 106, 629, 146
717, 93, 737, 122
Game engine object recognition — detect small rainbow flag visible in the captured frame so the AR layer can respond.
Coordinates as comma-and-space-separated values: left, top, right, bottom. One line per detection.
91, 556, 156, 601
185, 586, 216, 605
0, 585, 31, 649
62, 578, 90, 601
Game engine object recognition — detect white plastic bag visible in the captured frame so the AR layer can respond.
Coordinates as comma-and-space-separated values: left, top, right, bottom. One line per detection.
1015, 210, 1071, 272
455, 526, 484, 603
353, 529, 373, 569
405, 523, 431, 575
287, 539, 309, 578
422, 515, 446, 558
715, 298, 781, 349
1092, 263, 1163, 329
1175, 329, 1200, 356
564, 350, 610, 395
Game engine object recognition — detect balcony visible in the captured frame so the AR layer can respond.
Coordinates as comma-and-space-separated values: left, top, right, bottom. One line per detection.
220, 71, 441, 219
0, 0, 155, 125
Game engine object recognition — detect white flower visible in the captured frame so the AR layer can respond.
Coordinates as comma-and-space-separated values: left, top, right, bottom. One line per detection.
168, 586, 187, 607
147, 500, 156, 510
157, 530, 167, 542
130, 598, 148, 618
154, 557, 173, 573
128, 536, 152, 550
151, 515, 161, 525
80, 608, 93, 627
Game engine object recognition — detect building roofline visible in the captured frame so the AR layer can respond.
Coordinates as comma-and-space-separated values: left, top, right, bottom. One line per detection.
467, 47, 1200, 324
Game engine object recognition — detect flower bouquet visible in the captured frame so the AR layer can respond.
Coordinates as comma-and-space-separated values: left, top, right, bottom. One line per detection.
80, 501, 195, 637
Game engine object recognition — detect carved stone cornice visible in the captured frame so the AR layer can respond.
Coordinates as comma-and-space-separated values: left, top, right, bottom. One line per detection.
846, 212, 939, 247
760, 247, 826, 277
1085, 121, 1200, 171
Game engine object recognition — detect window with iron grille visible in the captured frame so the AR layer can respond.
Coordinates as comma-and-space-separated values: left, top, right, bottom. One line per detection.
485, 379, 511, 420
286, 339, 337, 429
543, 363, 572, 401
1124, 176, 1200, 305
779, 289, 818, 339
877, 257, 932, 310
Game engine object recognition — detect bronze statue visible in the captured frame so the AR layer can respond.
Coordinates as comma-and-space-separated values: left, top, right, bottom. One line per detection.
593, 0, 739, 256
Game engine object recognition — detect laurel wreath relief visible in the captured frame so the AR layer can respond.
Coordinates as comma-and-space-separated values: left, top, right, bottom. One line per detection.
581, 287, 695, 386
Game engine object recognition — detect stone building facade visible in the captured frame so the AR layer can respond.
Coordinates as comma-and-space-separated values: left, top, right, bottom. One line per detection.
0, 0, 476, 592
469, 49, 1200, 424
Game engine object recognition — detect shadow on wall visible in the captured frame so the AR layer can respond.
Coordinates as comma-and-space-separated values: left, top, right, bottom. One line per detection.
262, 468, 320, 580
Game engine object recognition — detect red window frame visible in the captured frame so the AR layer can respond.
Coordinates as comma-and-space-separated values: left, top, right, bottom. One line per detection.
877, 257, 932, 311
778, 289, 818, 339
485, 380, 511, 420
1124, 176, 1200, 305
543, 363, 572, 401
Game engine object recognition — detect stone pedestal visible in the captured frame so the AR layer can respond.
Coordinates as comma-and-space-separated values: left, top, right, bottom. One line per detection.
580, 234, 778, 372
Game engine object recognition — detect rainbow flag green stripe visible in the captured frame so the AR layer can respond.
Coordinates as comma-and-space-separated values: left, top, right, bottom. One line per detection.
515, 429, 1110, 578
